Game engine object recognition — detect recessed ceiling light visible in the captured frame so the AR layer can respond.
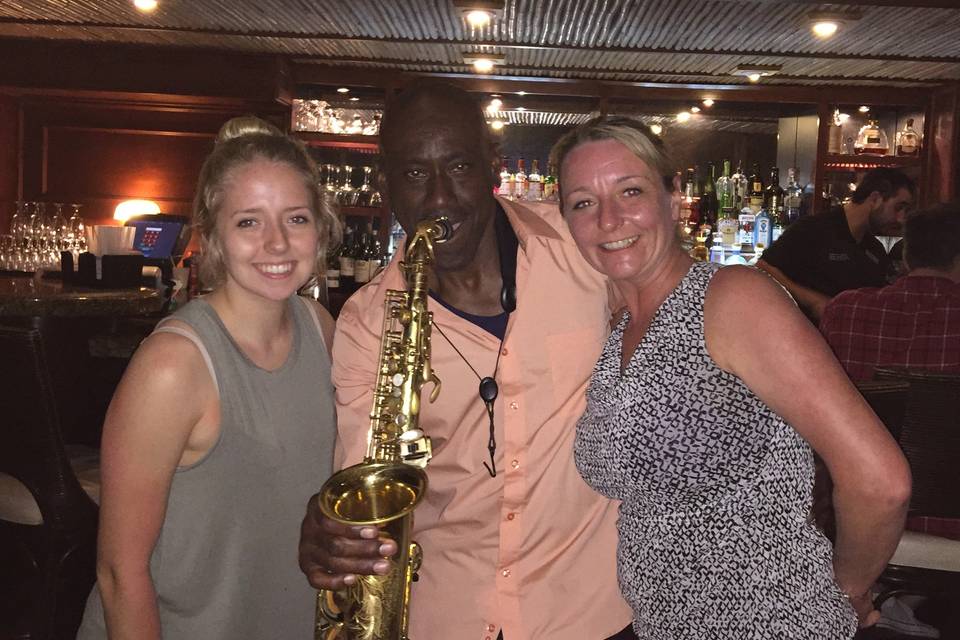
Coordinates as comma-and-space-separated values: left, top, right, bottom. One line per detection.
465, 10, 493, 27
650, 123, 663, 135
464, 53, 505, 74
812, 21, 839, 38
454, 1, 506, 28
690, 106, 701, 113
488, 98, 503, 110
734, 64, 781, 83
858, 105, 870, 113
702, 98, 715, 107
807, 10, 859, 39
133, 0, 158, 12
676, 111, 692, 123
337, 87, 350, 94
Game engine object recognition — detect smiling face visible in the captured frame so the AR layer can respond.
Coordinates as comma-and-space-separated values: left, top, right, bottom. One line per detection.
214, 159, 319, 303
381, 95, 497, 272
561, 139, 681, 284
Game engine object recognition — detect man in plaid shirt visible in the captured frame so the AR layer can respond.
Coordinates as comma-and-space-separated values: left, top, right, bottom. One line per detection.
820, 203, 960, 383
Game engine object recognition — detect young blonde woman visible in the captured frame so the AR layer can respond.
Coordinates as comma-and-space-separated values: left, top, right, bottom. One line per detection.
77, 117, 341, 639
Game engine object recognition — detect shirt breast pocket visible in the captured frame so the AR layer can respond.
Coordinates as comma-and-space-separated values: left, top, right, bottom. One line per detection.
545, 327, 607, 408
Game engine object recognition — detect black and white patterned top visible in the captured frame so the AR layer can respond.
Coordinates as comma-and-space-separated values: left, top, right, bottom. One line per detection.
575, 262, 858, 640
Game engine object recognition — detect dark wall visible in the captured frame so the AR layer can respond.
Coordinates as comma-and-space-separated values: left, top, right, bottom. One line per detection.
0, 94, 17, 231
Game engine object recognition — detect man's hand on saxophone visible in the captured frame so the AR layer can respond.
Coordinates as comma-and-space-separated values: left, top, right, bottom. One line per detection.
298, 496, 399, 590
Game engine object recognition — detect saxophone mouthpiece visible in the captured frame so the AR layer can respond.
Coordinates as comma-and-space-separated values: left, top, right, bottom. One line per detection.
429, 216, 452, 243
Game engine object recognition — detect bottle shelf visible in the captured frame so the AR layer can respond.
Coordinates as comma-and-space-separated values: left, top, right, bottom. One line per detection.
823, 154, 921, 171
294, 131, 379, 151
340, 206, 384, 217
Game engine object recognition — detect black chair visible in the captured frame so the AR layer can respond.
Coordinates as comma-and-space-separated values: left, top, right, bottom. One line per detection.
812, 379, 911, 543
0, 324, 99, 640
871, 369, 960, 607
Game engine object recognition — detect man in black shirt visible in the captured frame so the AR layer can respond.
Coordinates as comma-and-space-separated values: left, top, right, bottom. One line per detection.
758, 168, 915, 321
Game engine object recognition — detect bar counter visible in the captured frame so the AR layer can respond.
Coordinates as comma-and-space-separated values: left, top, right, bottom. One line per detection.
0, 272, 163, 317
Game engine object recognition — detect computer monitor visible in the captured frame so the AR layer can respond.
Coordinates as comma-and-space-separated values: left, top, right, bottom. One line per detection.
125, 214, 192, 261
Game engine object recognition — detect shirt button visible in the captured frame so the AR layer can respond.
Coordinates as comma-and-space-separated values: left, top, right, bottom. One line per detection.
487, 624, 496, 632
511, 459, 520, 469
501, 568, 511, 577
509, 401, 519, 410
506, 512, 516, 520
501, 347, 509, 356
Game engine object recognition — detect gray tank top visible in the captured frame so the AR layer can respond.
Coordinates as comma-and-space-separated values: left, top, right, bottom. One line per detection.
78, 295, 335, 639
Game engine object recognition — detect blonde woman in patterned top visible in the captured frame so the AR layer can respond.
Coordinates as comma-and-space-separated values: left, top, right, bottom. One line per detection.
550, 115, 910, 639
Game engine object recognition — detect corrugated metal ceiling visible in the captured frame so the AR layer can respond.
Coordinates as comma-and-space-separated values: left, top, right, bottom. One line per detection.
2, 0, 959, 88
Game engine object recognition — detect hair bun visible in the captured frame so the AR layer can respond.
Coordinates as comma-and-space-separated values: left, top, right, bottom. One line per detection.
215, 116, 283, 144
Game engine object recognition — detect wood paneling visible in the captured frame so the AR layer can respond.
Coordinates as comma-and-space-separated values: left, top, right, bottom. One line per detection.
42, 126, 213, 221
0, 94, 18, 232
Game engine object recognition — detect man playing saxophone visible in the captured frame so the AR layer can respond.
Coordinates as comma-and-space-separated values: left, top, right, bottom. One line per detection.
300, 83, 636, 640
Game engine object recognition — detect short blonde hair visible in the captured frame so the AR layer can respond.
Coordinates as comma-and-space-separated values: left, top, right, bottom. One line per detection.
549, 115, 677, 211
193, 116, 342, 287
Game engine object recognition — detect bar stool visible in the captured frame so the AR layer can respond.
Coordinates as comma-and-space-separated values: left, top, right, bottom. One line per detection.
872, 369, 960, 609
0, 324, 100, 640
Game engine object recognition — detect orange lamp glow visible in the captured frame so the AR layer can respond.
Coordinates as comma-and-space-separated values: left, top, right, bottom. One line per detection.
114, 199, 161, 222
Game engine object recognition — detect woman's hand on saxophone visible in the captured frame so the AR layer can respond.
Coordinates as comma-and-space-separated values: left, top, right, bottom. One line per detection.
299, 492, 399, 589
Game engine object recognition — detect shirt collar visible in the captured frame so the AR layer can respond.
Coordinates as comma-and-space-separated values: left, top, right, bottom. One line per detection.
496, 195, 564, 251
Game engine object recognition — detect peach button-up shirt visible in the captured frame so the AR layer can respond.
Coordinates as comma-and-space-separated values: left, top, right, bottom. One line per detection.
331, 197, 632, 640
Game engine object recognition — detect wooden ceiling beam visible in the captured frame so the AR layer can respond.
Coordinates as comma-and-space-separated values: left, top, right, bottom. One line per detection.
3, 18, 960, 65
294, 64, 932, 107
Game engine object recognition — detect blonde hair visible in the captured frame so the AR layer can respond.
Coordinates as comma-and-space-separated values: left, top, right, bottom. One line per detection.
193, 116, 342, 288
549, 115, 677, 212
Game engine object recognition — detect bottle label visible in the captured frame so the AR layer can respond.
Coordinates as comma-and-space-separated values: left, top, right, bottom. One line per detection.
737, 212, 756, 245
354, 260, 371, 284
339, 256, 355, 277
326, 268, 340, 289
718, 217, 738, 247
754, 216, 771, 249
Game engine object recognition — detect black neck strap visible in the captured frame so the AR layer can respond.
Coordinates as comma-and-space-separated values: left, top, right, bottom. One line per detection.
494, 204, 518, 313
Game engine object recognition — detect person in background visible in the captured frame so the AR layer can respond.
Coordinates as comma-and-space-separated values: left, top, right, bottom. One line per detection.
821, 203, 959, 639
820, 202, 960, 383
759, 168, 915, 322
551, 115, 911, 638
298, 83, 636, 639
77, 116, 341, 639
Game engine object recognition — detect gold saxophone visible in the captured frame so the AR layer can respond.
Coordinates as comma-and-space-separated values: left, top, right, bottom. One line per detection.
315, 217, 450, 640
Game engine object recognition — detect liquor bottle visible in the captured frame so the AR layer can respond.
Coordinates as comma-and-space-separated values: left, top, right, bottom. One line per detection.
498, 157, 513, 198
896, 118, 921, 157
338, 225, 356, 290
353, 223, 374, 285
682, 167, 699, 227
764, 167, 784, 220
514, 158, 528, 200
699, 163, 718, 232
326, 246, 341, 291
771, 218, 784, 244
716, 160, 734, 217
754, 207, 772, 254
542, 164, 558, 202
828, 108, 843, 155
784, 168, 802, 225
718, 205, 739, 248
747, 163, 764, 213
854, 118, 889, 155
731, 163, 748, 213
527, 159, 543, 201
